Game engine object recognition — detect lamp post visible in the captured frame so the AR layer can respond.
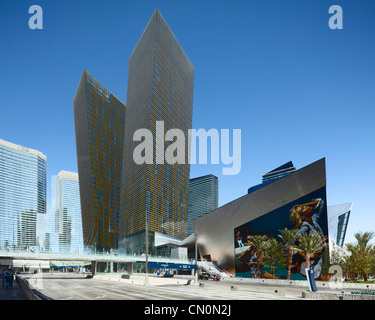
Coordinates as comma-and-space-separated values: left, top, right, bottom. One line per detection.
145, 212, 149, 286
194, 232, 198, 284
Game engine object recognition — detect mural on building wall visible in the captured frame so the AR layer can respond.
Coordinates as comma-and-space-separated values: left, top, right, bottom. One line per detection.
234, 187, 329, 280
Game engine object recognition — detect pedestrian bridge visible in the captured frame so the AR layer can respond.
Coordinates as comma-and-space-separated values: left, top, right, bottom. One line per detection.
0, 249, 191, 265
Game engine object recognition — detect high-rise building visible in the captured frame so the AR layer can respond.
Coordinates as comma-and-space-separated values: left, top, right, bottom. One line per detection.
186, 175, 218, 236
248, 161, 296, 194
51, 171, 83, 253
261, 161, 296, 183
0, 138, 46, 249
119, 9, 194, 251
328, 203, 352, 247
74, 70, 126, 252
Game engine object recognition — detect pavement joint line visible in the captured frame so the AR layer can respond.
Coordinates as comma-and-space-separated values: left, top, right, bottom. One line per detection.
19, 274, 318, 300
94, 281, 183, 300
38, 278, 94, 300
97, 275, 303, 300
136, 281, 300, 300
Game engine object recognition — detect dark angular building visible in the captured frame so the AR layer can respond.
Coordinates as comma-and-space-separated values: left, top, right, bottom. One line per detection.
119, 9, 194, 251
193, 158, 328, 277
73, 70, 126, 251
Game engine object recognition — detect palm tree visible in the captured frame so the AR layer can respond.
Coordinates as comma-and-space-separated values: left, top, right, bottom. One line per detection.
278, 228, 299, 280
245, 235, 269, 278
263, 238, 286, 279
355, 231, 374, 250
344, 243, 359, 281
346, 231, 374, 281
295, 232, 326, 270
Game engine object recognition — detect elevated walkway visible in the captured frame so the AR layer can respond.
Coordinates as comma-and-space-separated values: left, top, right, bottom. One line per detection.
0, 249, 191, 265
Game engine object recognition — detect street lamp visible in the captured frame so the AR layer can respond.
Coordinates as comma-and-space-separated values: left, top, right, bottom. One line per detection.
194, 232, 198, 284
145, 212, 149, 286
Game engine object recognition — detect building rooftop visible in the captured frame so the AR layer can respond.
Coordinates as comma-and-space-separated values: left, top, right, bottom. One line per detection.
0, 138, 46, 160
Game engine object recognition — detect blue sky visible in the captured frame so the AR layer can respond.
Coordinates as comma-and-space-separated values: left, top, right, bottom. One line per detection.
1, 0, 374, 244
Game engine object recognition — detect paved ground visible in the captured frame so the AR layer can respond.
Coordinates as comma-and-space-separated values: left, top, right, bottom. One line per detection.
7, 273, 367, 319
19, 272, 308, 300
18, 272, 374, 301
0, 277, 27, 300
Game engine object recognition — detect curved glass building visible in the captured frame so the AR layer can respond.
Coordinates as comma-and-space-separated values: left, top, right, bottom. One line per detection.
0, 139, 46, 250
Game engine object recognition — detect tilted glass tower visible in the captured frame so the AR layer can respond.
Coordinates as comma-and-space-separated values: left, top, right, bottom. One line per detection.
0, 138, 46, 249
52, 171, 83, 253
74, 70, 126, 252
120, 9, 194, 250
328, 203, 352, 247
186, 174, 218, 236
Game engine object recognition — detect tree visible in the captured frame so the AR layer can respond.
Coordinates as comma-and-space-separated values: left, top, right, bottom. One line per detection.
294, 232, 326, 270
245, 235, 269, 278
344, 243, 359, 280
345, 231, 374, 281
278, 228, 299, 280
263, 238, 287, 279
329, 241, 346, 266
370, 246, 375, 277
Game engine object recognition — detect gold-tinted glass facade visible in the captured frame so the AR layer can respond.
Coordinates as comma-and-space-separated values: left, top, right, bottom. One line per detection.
120, 9, 194, 245
74, 70, 126, 251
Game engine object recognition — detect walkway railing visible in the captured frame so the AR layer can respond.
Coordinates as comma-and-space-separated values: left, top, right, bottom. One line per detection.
16, 276, 41, 300
0, 249, 191, 265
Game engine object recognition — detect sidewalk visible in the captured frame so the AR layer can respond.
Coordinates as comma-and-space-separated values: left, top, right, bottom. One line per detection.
94, 273, 193, 286
0, 278, 27, 300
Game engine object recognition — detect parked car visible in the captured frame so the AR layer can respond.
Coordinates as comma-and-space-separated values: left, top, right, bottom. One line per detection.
199, 273, 210, 280
211, 274, 220, 281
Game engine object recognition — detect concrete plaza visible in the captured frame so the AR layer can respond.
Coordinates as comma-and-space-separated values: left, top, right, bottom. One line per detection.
16, 272, 375, 300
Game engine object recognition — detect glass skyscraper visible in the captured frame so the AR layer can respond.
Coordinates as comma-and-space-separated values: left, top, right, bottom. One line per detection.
248, 161, 297, 194
51, 171, 83, 253
120, 9, 194, 250
261, 161, 296, 183
186, 175, 219, 236
0, 138, 46, 250
74, 70, 126, 252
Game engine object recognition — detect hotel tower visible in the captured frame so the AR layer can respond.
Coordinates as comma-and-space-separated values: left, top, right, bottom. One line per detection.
119, 9, 194, 252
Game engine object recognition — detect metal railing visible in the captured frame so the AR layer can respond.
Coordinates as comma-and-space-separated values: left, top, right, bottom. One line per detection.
0, 249, 192, 265
16, 276, 41, 300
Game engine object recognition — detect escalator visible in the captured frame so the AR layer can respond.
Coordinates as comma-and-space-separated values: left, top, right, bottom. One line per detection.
197, 260, 232, 279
